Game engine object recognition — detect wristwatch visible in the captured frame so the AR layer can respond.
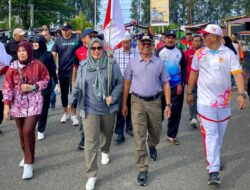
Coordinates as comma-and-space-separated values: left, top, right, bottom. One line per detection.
166, 103, 172, 108
238, 93, 247, 99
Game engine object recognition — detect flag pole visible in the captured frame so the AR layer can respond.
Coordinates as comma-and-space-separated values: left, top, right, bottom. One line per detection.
107, 19, 112, 96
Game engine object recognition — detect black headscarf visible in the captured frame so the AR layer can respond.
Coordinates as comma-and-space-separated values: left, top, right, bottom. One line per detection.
33, 35, 47, 59
223, 36, 237, 55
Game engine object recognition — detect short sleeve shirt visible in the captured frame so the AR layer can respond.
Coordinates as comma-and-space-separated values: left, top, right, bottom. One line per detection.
52, 34, 81, 76
191, 45, 242, 108
124, 54, 170, 97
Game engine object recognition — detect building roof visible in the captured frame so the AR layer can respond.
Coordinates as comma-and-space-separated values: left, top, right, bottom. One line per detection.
222, 15, 250, 24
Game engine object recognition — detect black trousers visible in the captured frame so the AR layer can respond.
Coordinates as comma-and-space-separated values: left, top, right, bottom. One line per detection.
162, 85, 184, 138
115, 94, 132, 135
59, 74, 72, 108
38, 93, 51, 133
0, 91, 3, 124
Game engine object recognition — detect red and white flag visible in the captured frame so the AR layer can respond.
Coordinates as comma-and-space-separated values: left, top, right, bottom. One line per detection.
103, 0, 125, 49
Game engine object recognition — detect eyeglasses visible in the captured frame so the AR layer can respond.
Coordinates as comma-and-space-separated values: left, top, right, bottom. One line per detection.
141, 42, 152, 47
91, 46, 102, 51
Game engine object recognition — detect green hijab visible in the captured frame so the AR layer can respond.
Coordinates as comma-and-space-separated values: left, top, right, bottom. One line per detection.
87, 38, 107, 102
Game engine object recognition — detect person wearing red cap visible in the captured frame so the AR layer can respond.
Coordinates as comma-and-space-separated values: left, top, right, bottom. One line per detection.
187, 24, 246, 185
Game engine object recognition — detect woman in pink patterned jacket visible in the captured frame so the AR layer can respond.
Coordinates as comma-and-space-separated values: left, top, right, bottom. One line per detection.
2, 41, 49, 180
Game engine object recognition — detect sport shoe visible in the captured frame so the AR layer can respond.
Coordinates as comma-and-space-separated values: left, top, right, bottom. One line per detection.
60, 113, 69, 123
137, 170, 148, 186
190, 117, 198, 128
37, 132, 45, 140
71, 115, 79, 126
208, 172, 221, 185
149, 146, 157, 161
22, 164, 33, 180
101, 152, 110, 165
0, 129, 3, 136
19, 158, 24, 168
85, 177, 97, 190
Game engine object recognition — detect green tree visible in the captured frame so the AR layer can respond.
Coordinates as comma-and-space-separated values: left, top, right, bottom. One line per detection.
0, 0, 74, 29
141, 0, 150, 24
70, 11, 92, 31
130, 0, 140, 21
68, 0, 101, 26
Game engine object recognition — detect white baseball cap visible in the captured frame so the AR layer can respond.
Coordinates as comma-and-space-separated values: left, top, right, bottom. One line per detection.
121, 31, 131, 41
198, 24, 223, 36
13, 28, 25, 36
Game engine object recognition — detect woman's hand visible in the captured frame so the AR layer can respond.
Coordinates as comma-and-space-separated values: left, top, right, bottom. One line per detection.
106, 96, 112, 106
4, 105, 10, 120
21, 84, 33, 92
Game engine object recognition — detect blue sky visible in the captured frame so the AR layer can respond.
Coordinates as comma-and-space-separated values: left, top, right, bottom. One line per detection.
98, 0, 131, 27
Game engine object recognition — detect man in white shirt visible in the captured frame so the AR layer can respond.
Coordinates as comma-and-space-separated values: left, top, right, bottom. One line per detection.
187, 24, 246, 186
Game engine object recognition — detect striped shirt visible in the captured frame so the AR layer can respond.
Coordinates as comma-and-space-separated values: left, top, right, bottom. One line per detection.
113, 47, 139, 76
124, 54, 170, 97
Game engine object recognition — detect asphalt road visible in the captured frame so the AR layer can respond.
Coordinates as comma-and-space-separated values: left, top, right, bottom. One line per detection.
0, 93, 250, 190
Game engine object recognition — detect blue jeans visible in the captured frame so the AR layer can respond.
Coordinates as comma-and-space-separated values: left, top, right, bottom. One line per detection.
50, 81, 56, 106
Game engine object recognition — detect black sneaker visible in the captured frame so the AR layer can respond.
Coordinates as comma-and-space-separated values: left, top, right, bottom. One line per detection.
208, 172, 221, 185
0, 129, 3, 136
126, 130, 134, 136
149, 146, 157, 161
115, 134, 125, 145
137, 171, 148, 186
75, 140, 84, 151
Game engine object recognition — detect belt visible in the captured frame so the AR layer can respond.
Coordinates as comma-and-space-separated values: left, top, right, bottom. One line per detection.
133, 93, 161, 101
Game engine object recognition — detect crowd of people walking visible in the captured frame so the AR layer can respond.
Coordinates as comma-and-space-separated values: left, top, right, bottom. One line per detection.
0, 23, 248, 190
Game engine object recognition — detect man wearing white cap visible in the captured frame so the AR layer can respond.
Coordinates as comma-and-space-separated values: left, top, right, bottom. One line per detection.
5, 28, 25, 61
113, 31, 139, 144
187, 24, 246, 185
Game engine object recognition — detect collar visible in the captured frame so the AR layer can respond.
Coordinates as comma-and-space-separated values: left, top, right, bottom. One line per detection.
139, 53, 154, 63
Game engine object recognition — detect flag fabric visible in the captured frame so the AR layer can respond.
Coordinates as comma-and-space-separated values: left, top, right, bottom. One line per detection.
103, 0, 125, 49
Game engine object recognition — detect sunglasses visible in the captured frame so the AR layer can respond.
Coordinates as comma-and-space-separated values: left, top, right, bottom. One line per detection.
141, 41, 152, 47
91, 46, 102, 51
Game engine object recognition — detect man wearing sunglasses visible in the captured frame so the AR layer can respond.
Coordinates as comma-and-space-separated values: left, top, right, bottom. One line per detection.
74, 28, 98, 151
122, 32, 171, 186
113, 31, 139, 145
187, 24, 246, 185
156, 29, 186, 145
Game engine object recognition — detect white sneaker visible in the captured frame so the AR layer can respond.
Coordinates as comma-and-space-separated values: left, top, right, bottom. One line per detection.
22, 164, 33, 179
101, 152, 110, 165
190, 118, 198, 128
60, 113, 69, 123
37, 132, 45, 140
85, 177, 97, 190
71, 115, 79, 126
19, 158, 24, 168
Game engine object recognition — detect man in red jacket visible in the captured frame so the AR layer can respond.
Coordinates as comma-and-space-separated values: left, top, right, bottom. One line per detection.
184, 34, 202, 128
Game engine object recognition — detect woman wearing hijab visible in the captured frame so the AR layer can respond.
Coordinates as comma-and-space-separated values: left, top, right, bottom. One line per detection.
70, 38, 123, 190
32, 35, 58, 140
2, 41, 49, 179
0, 42, 12, 135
